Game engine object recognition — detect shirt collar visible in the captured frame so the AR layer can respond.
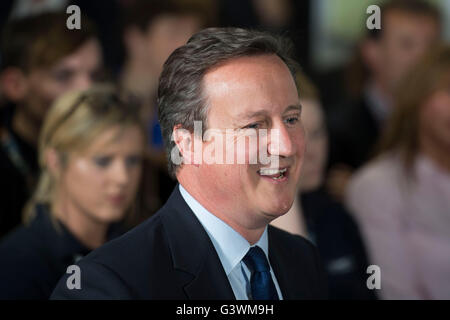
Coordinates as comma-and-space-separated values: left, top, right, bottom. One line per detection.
178, 184, 269, 275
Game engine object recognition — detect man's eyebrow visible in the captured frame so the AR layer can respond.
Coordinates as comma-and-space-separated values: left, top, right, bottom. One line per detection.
237, 109, 269, 120
284, 104, 302, 114
236, 104, 302, 121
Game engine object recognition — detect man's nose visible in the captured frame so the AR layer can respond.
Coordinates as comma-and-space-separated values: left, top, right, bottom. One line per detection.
268, 122, 295, 158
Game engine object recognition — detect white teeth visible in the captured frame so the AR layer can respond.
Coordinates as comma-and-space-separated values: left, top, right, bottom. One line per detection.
258, 168, 287, 176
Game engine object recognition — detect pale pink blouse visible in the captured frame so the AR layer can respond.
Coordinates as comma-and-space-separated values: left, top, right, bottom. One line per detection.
346, 153, 450, 299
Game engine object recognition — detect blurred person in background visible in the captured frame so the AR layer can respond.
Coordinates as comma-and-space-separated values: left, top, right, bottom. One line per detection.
119, 0, 211, 155
346, 45, 450, 299
271, 72, 376, 299
217, 0, 310, 74
0, 85, 146, 299
218, 0, 293, 30
119, 0, 213, 210
0, 12, 103, 238
326, 0, 441, 201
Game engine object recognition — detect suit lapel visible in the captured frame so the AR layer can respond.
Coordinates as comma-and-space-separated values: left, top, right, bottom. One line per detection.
183, 251, 235, 300
160, 186, 235, 300
268, 226, 313, 299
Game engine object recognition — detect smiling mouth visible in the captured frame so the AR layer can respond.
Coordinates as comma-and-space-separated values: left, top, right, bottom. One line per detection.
257, 167, 288, 180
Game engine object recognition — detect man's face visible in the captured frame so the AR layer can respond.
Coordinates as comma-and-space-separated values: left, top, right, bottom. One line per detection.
196, 55, 305, 227
375, 10, 439, 91
23, 38, 102, 124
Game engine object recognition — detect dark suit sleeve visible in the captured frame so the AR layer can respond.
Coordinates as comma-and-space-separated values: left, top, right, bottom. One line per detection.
50, 259, 134, 300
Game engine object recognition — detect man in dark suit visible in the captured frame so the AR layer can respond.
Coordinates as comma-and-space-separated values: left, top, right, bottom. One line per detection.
51, 27, 327, 300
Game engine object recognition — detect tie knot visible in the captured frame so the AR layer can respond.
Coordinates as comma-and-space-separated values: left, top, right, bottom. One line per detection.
243, 246, 270, 273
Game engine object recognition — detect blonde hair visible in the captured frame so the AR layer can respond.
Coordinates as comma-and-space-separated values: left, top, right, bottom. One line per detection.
23, 84, 145, 224
378, 44, 450, 172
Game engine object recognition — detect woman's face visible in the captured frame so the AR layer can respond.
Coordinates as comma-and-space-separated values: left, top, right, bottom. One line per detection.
298, 98, 328, 192
58, 125, 144, 224
420, 88, 450, 152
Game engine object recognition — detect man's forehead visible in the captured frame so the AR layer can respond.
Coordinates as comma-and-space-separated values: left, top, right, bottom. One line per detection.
203, 55, 294, 94
203, 56, 297, 117
205, 54, 288, 80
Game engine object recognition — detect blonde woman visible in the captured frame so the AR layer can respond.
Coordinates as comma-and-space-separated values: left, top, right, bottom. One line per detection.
0, 85, 146, 299
346, 45, 450, 299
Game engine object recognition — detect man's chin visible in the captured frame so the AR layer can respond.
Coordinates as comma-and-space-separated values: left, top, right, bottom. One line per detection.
263, 201, 295, 220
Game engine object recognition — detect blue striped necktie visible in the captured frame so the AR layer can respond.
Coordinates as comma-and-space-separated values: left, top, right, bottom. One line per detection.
243, 246, 279, 300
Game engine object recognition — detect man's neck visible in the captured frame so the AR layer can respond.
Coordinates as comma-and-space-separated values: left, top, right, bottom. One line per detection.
12, 108, 40, 146
178, 174, 267, 245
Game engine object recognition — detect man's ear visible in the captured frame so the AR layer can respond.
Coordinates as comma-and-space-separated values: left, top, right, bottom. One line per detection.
0, 67, 29, 102
172, 124, 198, 167
45, 148, 63, 180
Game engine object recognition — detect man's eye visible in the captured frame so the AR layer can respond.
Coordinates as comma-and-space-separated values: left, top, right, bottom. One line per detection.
94, 156, 112, 168
244, 123, 259, 129
285, 116, 299, 125
243, 121, 265, 130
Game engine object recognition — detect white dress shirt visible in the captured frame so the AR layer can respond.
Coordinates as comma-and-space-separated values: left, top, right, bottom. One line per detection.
179, 184, 283, 300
